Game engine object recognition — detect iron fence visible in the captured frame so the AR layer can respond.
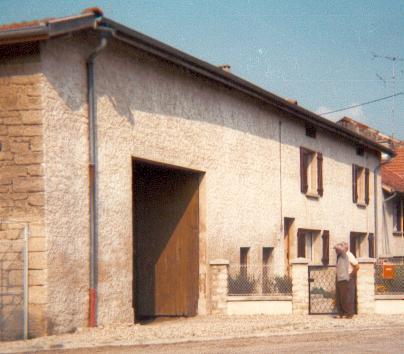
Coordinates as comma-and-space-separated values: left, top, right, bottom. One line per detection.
0, 222, 29, 341
228, 265, 292, 296
375, 264, 404, 295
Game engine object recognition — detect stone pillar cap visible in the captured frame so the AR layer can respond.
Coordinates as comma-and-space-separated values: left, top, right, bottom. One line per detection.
290, 257, 309, 265
357, 257, 376, 264
209, 259, 229, 265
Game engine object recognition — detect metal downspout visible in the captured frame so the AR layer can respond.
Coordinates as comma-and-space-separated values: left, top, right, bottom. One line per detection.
87, 34, 108, 327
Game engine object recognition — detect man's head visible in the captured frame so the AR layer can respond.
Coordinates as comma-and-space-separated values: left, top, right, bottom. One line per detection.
334, 243, 345, 255
341, 241, 349, 252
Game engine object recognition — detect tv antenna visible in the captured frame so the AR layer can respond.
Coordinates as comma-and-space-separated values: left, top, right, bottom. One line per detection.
372, 53, 404, 129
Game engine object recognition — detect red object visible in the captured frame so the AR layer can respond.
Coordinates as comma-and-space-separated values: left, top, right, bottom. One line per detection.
383, 265, 395, 280
88, 288, 97, 327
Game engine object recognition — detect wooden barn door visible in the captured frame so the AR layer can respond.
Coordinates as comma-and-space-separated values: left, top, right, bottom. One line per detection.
134, 161, 199, 318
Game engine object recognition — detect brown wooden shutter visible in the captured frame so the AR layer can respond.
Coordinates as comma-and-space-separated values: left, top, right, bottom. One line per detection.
297, 230, 306, 258
300, 147, 308, 194
317, 152, 323, 196
368, 233, 375, 258
365, 168, 370, 205
352, 164, 358, 203
350, 233, 356, 257
397, 199, 402, 232
321, 230, 330, 265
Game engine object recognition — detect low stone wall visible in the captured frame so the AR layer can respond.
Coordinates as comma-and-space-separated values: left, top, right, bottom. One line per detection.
375, 295, 404, 314
227, 296, 292, 315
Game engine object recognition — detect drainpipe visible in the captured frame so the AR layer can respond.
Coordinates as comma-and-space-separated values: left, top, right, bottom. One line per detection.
87, 33, 108, 327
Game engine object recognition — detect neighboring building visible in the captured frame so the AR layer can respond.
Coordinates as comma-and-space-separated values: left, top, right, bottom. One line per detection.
381, 146, 404, 258
0, 10, 393, 338
337, 117, 404, 258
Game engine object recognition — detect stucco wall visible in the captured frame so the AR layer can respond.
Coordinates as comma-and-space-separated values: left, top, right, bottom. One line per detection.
39, 32, 383, 332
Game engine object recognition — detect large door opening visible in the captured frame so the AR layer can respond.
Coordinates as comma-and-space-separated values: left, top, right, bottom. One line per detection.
133, 160, 200, 320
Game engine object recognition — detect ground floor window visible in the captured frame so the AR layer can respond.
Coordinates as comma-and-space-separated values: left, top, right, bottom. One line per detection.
393, 198, 403, 235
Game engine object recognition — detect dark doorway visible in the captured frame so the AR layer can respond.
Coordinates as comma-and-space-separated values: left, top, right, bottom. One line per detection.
133, 160, 200, 320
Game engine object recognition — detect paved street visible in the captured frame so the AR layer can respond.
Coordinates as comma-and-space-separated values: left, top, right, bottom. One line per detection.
2, 315, 404, 353
42, 327, 404, 354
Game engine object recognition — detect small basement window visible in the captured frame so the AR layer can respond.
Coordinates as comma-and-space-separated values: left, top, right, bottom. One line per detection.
240, 247, 250, 276
356, 145, 365, 156
305, 124, 317, 138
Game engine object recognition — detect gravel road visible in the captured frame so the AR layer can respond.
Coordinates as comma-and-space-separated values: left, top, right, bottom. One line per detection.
40, 327, 404, 354
2, 314, 404, 353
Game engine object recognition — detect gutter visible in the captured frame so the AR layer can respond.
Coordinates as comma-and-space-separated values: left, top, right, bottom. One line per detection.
0, 12, 98, 44
102, 17, 394, 157
0, 11, 395, 157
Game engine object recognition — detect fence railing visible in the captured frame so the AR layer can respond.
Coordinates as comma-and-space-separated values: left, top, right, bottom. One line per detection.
375, 263, 404, 295
228, 265, 292, 296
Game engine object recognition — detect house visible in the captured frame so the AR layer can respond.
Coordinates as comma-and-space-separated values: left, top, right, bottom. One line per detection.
337, 117, 404, 258
0, 9, 394, 338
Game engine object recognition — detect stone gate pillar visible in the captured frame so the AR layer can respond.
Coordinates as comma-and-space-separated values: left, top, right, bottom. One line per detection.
291, 258, 309, 314
209, 259, 229, 314
356, 258, 376, 314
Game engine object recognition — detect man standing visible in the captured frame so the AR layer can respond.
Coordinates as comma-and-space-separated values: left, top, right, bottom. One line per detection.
334, 243, 354, 318
342, 241, 359, 317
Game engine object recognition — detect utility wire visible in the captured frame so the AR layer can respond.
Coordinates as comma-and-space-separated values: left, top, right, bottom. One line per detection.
319, 92, 404, 115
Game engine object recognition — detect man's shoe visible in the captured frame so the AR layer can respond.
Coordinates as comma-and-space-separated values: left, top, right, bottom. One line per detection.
345, 315, 354, 319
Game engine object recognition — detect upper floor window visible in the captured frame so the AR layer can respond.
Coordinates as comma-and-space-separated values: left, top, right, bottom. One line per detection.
300, 147, 323, 197
352, 165, 369, 206
393, 199, 403, 235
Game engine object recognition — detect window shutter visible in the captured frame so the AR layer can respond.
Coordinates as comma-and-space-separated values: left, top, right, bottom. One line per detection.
365, 168, 370, 205
350, 233, 356, 257
397, 200, 402, 232
352, 164, 358, 203
368, 233, 375, 258
297, 230, 306, 258
317, 152, 323, 196
321, 230, 330, 265
300, 147, 308, 194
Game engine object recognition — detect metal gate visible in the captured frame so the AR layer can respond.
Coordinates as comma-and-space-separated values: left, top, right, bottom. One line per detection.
308, 265, 337, 315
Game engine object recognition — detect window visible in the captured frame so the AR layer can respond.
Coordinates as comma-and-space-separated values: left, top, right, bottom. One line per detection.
297, 229, 321, 263
262, 247, 273, 278
352, 164, 369, 205
393, 199, 403, 234
305, 124, 317, 138
240, 247, 250, 276
300, 147, 323, 197
350, 232, 367, 257
356, 145, 365, 156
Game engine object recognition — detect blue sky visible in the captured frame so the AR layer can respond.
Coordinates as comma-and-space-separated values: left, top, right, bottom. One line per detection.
1, 0, 403, 139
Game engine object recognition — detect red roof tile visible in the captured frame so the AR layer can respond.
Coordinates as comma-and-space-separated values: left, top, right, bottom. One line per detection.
382, 146, 404, 192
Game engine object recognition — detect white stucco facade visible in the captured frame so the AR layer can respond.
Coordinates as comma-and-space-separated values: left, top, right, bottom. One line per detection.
1, 29, 386, 335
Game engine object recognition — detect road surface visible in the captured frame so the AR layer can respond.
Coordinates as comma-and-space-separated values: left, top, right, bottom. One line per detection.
41, 326, 404, 354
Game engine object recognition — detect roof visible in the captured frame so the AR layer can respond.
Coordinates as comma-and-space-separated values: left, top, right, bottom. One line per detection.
0, 9, 395, 157
382, 146, 404, 193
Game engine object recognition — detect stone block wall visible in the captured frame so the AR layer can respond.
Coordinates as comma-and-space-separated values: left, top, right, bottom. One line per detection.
0, 68, 47, 339
209, 260, 229, 314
